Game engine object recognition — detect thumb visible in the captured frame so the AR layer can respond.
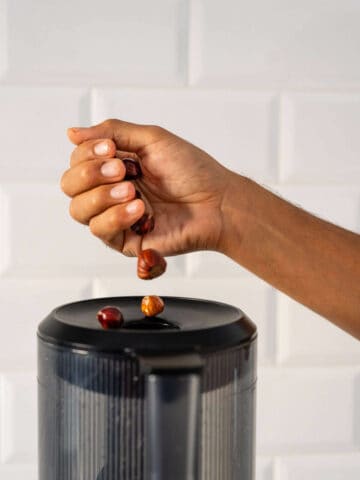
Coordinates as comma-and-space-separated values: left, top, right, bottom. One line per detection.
67, 119, 160, 152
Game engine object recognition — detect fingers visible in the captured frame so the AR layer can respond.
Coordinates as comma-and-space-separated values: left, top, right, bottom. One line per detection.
61, 158, 126, 197
67, 118, 164, 153
69, 181, 136, 225
70, 138, 116, 167
89, 199, 145, 247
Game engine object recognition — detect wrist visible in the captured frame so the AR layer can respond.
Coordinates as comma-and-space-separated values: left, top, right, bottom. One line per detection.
217, 172, 255, 259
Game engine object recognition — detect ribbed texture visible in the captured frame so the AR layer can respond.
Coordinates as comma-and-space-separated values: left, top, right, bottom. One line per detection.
201, 348, 256, 480
38, 341, 256, 480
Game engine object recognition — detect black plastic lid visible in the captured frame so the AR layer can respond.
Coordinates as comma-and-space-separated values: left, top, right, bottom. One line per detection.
37, 296, 257, 354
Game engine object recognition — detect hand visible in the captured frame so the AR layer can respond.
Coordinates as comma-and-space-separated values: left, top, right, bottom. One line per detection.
61, 119, 234, 257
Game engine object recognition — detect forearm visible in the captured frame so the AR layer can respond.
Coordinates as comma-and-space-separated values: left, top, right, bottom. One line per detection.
220, 174, 360, 339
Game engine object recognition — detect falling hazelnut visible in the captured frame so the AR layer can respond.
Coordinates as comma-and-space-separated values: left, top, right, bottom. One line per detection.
137, 248, 167, 280
97, 306, 124, 329
141, 295, 165, 317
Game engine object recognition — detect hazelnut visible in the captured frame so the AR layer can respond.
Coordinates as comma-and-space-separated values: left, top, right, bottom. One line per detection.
131, 213, 155, 236
137, 249, 167, 280
123, 158, 142, 180
141, 295, 165, 317
97, 306, 124, 329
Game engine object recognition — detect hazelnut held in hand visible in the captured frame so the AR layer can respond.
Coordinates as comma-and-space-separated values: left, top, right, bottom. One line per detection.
141, 296, 165, 317
137, 249, 167, 280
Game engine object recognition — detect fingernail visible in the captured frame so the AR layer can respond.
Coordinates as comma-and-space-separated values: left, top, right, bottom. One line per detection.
110, 183, 129, 200
94, 141, 110, 156
101, 160, 122, 177
126, 200, 140, 214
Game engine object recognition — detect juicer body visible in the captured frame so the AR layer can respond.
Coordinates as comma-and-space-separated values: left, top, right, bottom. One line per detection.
38, 297, 257, 480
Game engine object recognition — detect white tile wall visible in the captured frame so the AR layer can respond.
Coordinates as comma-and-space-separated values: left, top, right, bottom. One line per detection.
269, 185, 360, 232
92, 88, 278, 182
256, 457, 273, 480
280, 94, 360, 184
0, 1, 6, 79
257, 367, 358, 454
189, 0, 360, 88
1, 1, 360, 478
277, 293, 360, 365
276, 453, 360, 480
0, 188, 9, 275
3, 0, 187, 86
0, 87, 89, 181
0, 465, 37, 480
0, 278, 91, 371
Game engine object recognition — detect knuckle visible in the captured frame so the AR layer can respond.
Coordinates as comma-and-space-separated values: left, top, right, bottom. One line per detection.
79, 163, 95, 184
70, 147, 77, 165
147, 124, 163, 136
69, 200, 88, 225
107, 212, 120, 231
103, 118, 118, 128
90, 190, 103, 209
147, 125, 163, 136
89, 218, 100, 237
60, 171, 69, 194
69, 200, 79, 221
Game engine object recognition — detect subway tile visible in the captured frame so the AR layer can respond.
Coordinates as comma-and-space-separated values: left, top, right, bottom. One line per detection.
277, 293, 360, 365
257, 367, 358, 453
0, 466, 37, 480
256, 456, 273, 480
277, 453, 360, 480
280, 94, 360, 183
92, 88, 278, 182
0, 278, 91, 371
0, 188, 10, 275
5, 0, 187, 85
0, 375, 3, 461
1, 184, 183, 277
95, 275, 276, 365
186, 251, 249, 277
190, 0, 360, 87
1, 373, 37, 463
0, 87, 89, 181
270, 185, 360, 233
0, 0, 6, 79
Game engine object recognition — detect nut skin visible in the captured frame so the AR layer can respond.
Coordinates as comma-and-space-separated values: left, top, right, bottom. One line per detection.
97, 306, 124, 329
123, 158, 142, 180
137, 249, 167, 280
131, 213, 155, 236
141, 295, 165, 317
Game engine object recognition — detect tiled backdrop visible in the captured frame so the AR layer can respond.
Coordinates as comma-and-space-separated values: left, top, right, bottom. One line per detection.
0, 0, 360, 478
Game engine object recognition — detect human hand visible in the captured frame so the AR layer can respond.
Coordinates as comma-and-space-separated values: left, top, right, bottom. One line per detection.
61, 119, 235, 257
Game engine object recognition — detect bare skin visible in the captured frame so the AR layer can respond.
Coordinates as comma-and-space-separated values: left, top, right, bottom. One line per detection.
61, 119, 360, 340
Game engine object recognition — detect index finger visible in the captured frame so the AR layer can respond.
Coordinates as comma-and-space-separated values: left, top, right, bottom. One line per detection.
67, 119, 162, 153
70, 138, 116, 167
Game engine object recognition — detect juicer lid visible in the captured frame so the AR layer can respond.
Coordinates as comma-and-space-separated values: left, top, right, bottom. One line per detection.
38, 296, 256, 354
